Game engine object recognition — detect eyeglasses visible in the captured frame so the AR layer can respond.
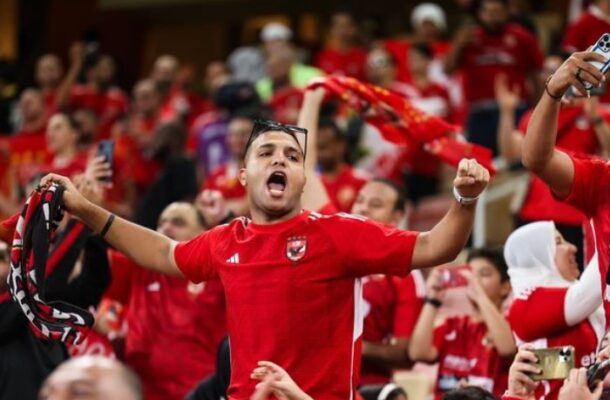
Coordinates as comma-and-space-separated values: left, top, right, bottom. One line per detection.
245, 119, 308, 160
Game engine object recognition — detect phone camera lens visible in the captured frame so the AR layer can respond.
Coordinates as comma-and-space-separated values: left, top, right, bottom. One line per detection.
604, 35, 609, 41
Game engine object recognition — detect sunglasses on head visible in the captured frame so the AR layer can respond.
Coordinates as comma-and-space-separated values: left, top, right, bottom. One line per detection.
245, 119, 308, 160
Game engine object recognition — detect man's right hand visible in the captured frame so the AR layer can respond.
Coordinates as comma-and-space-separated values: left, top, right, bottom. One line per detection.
40, 174, 90, 217
507, 347, 540, 399
546, 51, 607, 98
425, 268, 446, 302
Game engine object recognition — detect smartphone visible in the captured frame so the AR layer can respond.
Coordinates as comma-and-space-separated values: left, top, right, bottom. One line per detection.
440, 265, 470, 288
587, 359, 610, 389
528, 346, 575, 381
96, 140, 114, 183
579, 33, 610, 92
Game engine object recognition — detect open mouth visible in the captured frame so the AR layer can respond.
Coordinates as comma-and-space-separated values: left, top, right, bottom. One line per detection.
267, 171, 287, 197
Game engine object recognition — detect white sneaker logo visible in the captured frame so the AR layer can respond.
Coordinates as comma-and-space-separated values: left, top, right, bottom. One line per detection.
227, 253, 240, 264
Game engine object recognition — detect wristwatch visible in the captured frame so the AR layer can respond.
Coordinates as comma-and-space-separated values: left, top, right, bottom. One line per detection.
453, 186, 479, 205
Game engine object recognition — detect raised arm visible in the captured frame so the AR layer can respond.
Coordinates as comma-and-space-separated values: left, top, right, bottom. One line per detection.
495, 74, 524, 163
522, 51, 607, 198
40, 173, 182, 277
298, 87, 331, 211
408, 270, 444, 362
55, 42, 85, 111
412, 159, 489, 268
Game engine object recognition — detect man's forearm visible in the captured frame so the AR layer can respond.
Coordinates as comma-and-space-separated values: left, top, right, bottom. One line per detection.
444, 46, 465, 75
75, 201, 180, 276
498, 107, 521, 162
414, 201, 475, 268
408, 304, 439, 361
522, 94, 561, 172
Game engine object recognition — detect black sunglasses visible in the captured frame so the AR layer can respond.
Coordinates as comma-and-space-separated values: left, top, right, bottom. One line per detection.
245, 119, 308, 160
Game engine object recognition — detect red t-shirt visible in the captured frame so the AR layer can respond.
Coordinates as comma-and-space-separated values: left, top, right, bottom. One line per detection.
458, 24, 543, 104
383, 39, 450, 83
173, 210, 419, 399
314, 47, 368, 80
202, 162, 246, 200
518, 106, 603, 225
433, 315, 511, 399
105, 251, 227, 400
321, 165, 369, 213
4, 128, 49, 196
508, 288, 601, 400
561, 155, 610, 323
360, 270, 426, 385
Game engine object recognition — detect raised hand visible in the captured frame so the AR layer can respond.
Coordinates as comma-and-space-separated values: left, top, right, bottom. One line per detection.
546, 51, 607, 98
453, 158, 490, 200
506, 347, 540, 399
40, 174, 89, 216
495, 74, 521, 112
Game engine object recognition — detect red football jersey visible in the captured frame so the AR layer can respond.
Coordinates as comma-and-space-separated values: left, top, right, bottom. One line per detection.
321, 165, 369, 213
561, 155, 610, 323
508, 287, 601, 400
518, 106, 603, 225
458, 24, 543, 104
433, 315, 511, 399
174, 210, 419, 399
314, 47, 368, 80
106, 251, 227, 400
202, 162, 246, 200
360, 271, 425, 385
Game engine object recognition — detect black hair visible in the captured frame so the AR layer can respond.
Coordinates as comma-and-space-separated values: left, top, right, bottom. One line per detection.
442, 386, 495, 400
359, 384, 408, 400
410, 42, 434, 60
318, 117, 345, 141
467, 246, 509, 282
55, 111, 82, 132
370, 177, 407, 213
475, 0, 508, 11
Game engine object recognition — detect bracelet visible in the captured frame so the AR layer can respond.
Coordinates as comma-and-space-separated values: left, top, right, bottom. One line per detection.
544, 74, 563, 101
99, 214, 115, 238
453, 186, 479, 205
425, 297, 442, 308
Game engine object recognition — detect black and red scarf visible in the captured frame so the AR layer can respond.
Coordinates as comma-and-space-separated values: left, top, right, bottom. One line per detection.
7, 184, 93, 345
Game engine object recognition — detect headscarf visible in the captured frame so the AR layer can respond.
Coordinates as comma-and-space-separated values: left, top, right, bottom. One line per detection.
504, 221, 573, 296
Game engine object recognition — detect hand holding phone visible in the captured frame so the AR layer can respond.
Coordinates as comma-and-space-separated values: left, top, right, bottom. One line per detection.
96, 140, 114, 183
440, 265, 471, 288
528, 346, 575, 381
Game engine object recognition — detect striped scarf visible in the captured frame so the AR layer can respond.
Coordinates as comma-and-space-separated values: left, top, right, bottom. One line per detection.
7, 184, 93, 345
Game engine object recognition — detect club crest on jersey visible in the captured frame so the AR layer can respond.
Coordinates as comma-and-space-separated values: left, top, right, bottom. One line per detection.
286, 236, 307, 262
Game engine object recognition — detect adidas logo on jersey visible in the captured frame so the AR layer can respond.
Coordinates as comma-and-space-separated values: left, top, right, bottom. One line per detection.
227, 253, 240, 264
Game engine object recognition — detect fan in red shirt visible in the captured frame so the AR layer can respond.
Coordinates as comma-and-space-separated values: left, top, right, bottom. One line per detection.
520, 48, 610, 400
316, 118, 369, 212
151, 55, 191, 122
35, 54, 64, 117
409, 248, 515, 399
495, 53, 610, 266
383, 2, 450, 84
103, 202, 226, 400
503, 221, 606, 400
0, 89, 49, 217
40, 81, 490, 399
314, 11, 367, 80
445, 0, 543, 155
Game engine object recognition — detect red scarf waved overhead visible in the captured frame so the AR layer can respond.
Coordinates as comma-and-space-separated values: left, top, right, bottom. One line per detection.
307, 76, 495, 175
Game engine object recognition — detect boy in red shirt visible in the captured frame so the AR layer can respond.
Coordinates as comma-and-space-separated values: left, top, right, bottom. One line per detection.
409, 248, 514, 399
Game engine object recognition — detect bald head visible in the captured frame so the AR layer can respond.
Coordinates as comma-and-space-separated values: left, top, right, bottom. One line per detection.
39, 356, 142, 400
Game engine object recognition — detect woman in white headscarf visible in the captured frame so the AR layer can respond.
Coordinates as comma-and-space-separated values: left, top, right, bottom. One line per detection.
504, 221, 606, 400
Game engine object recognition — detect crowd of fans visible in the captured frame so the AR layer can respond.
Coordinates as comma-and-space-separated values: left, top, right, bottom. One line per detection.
4, 0, 610, 399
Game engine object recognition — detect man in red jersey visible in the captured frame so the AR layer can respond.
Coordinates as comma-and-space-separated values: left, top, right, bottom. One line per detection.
444, 0, 543, 155
39, 99, 489, 398
316, 118, 368, 213
522, 50, 610, 337
314, 10, 367, 80
104, 202, 226, 400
